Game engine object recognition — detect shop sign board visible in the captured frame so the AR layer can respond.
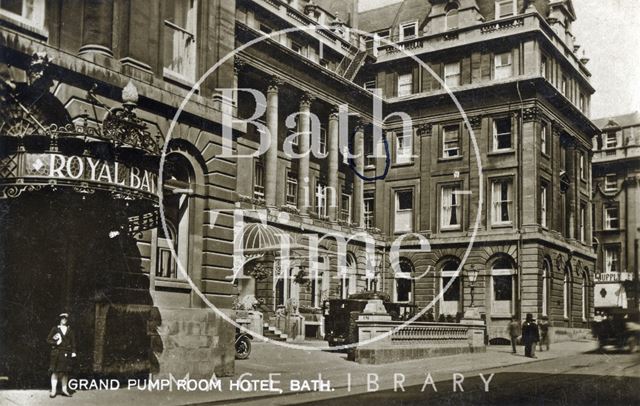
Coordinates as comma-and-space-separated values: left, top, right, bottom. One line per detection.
19, 153, 158, 195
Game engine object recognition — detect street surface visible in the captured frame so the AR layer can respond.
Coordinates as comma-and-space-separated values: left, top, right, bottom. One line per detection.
2, 340, 638, 405
296, 350, 640, 406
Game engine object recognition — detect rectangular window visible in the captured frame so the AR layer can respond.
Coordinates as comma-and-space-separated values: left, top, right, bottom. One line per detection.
604, 204, 619, 230
604, 174, 617, 192
541, 124, 548, 155
395, 131, 413, 164
441, 186, 461, 230
580, 204, 586, 242
540, 182, 548, 227
286, 171, 297, 206
605, 246, 619, 273
494, 52, 513, 80
156, 247, 177, 279
443, 125, 460, 157
163, 0, 198, 81
397, 73, 413, 97
580, 152, 587, 180
492, 179, 513, 225
363, 80, 376, 91
364, 192, 375, 228
259, 23, 273, 34
444, 62, 461, 87
372, 29, 390, 54
561, 75, 568, 96
394, 189, 413, 233
0, 0, 44, 28
496, 0, 516, 18
291, 41, 303, 55
492, 117, 512, 151
318, 127, 327, 155
253, 160, 265, 199
315, 182, 327, 217
364, 134, 374, 166
340, 193, 352, 223
541, 54, 548, 79
560, 144, 567, 172
399, 21, 417, 41
604, 133, 618, 151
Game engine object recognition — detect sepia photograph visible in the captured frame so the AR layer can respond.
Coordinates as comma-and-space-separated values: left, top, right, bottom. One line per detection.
0, 0, 639, 405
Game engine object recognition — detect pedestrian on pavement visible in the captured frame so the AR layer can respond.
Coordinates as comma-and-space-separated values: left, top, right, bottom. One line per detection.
507, 316, 520, 354
46, 312, 76, 398
538, 315, 550, 351
522, 313, 540, 358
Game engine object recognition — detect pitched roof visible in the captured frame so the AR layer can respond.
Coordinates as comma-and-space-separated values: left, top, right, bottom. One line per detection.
592, 111, 640, 130
358, 1, 403, 33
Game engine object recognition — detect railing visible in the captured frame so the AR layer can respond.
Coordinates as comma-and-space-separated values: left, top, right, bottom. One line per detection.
356, 318, 486, 353
390, 323, 469, 343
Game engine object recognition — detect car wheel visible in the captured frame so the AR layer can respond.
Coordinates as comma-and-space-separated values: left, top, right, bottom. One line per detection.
626, 336, 638, 353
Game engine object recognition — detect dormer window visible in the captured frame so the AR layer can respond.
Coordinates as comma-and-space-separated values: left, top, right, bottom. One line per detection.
399, 21, 418, 41
496, 0, 516, 18
445, 3, 459, 31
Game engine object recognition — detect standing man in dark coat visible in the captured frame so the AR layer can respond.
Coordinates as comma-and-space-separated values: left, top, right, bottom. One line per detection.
507, 316, 520, 354
522, 313, 540, 358
47, 313, 76, 397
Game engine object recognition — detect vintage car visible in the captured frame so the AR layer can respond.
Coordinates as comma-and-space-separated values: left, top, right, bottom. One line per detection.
591, 311, 640, 352
322, 291, 416, 347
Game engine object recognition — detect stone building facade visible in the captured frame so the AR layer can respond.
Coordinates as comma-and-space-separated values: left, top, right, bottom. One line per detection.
0, 0, 599, 383
355, 0, 598, 341
592, 112, 640, 312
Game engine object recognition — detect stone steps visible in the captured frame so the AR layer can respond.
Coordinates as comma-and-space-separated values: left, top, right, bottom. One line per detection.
262, 322, 291, 342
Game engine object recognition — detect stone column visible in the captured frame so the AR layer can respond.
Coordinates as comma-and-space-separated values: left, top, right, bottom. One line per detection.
79, 0, 114, 58
327, 108, 340, 221
353, 122, 365, 228
265, 77, 282, 207
232, 58, 246, 117
297, 93, 314, 214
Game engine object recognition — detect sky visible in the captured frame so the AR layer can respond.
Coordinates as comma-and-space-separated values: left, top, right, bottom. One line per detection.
357, 0, 640, 119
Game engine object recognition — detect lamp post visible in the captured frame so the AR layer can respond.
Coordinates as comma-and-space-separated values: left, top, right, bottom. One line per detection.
468, 265, 479, 307
463, 265, 482, 322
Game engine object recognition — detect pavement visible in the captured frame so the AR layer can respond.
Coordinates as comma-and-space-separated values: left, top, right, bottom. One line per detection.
0, 339, 600, 406
299, 345, 640, 405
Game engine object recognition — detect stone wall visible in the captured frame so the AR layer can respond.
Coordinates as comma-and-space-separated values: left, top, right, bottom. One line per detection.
152, 307, 235, 379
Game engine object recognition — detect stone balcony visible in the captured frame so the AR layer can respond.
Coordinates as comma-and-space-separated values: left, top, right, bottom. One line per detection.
372, 12, 590, 83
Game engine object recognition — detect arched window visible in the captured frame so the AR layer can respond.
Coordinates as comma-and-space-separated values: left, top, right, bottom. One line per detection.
491, 257, 516, 316
440, 259, 461, 316
157, 153, 194, 281
445, 3, 459, 31
340, 253, 358, 299
395, 258, 414, 303
542, 259, 551, 317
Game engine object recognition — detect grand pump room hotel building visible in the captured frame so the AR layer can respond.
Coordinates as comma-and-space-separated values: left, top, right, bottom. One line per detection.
0, 0, 599, 384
